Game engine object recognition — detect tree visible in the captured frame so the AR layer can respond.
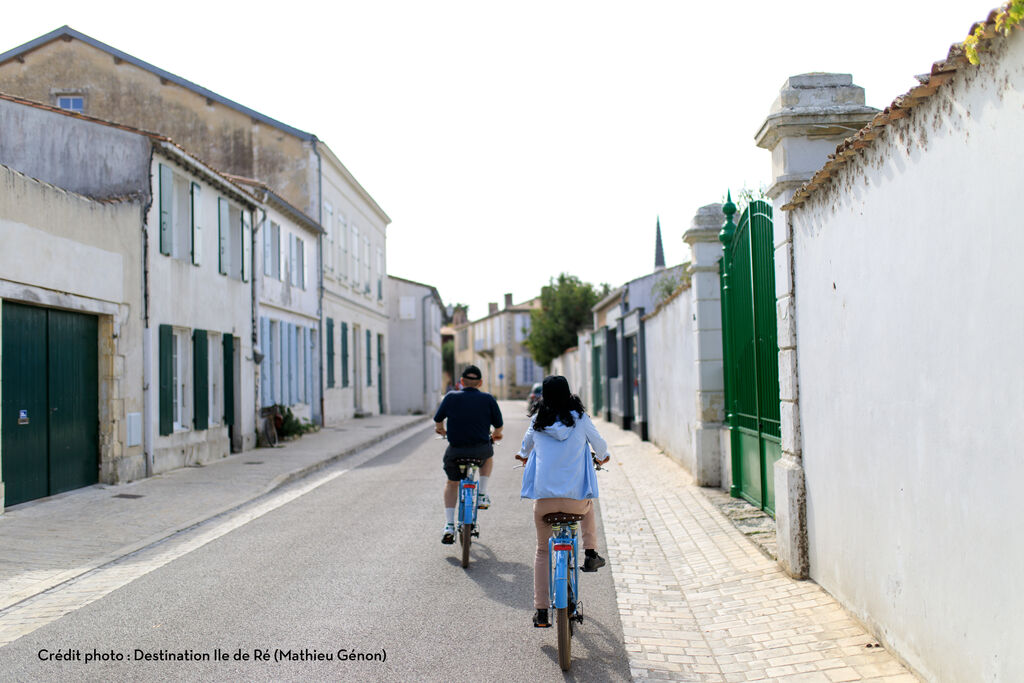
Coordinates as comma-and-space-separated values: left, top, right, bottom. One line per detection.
525, 273, 607, 367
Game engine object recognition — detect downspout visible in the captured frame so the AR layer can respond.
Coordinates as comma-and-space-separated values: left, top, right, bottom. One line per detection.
142, 147, 155, 478
253, 202, 267, 427
313, 138, 325, 426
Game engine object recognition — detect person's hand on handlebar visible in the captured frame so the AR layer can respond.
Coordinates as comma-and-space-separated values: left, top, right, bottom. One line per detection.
434, 421, 446, 437
594, 454, 611, 466
514, 452, 528, 464
491, 427, 503, 442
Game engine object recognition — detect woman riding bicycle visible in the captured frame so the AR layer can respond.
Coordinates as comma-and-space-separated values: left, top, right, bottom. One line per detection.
516, 375, 610, 628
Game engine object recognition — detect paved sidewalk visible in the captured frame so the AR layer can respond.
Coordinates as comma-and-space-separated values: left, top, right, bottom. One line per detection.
0, 414, 430, 614
593, 417, 919, 683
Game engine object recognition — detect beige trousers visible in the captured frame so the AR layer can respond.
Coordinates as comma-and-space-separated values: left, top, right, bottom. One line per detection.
533, 498, 597, 609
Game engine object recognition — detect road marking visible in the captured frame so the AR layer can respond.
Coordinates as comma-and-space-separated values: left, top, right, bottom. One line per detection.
0, 427, 426, 648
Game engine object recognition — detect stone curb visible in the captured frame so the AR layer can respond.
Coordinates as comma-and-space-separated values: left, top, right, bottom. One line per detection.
0, 417, 431, 614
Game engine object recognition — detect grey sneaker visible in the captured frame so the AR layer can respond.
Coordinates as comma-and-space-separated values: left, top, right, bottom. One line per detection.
477, 493, 491, 510
441, 523, 455, 545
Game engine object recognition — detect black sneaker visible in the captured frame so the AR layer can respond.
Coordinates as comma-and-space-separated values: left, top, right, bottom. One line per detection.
533, 609, 551, 628
582, 552, 606, 572
441, 524, 455, 545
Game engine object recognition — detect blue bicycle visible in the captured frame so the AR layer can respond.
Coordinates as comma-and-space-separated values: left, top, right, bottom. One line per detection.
454, 458, 482, 568
544, 509, 584, 670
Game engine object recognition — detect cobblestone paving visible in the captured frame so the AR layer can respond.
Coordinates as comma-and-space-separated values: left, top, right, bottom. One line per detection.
594, 420, 919, 683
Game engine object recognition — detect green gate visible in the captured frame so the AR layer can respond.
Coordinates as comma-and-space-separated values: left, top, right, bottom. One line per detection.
591, 330, 604, 415
719, 195, 781, 514
2, 302, 99, 506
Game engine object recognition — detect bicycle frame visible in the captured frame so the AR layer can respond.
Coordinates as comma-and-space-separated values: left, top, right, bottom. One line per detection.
548, 522, 580, 612
457, 462, 480, 527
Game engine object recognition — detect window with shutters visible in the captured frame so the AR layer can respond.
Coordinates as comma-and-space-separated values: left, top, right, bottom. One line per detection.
263, 221, 281, 278
338, 213, 348, 280
172, 329, 191, 431
323, 202, 334, 273
158, 164, 201, 265
363, 237, 371, 294
400, 296, 416, 320
208, 332, 222, 425
376, 247, 384, 300
218, 199, 247, 281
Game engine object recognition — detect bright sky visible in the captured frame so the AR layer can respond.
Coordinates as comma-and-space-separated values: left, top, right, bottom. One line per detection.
2, 1, 997, 320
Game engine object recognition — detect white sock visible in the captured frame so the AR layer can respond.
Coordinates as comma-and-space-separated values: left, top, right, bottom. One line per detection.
445, 508, 455, 525
478, 476, 489, 496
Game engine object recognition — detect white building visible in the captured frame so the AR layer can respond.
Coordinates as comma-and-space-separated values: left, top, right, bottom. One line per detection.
386, 275, 444, 415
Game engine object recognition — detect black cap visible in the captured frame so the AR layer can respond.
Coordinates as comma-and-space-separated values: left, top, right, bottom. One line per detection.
461, 365, 482, 380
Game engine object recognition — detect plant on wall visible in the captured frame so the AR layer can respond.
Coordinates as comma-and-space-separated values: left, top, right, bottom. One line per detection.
963, 1, 1024, 64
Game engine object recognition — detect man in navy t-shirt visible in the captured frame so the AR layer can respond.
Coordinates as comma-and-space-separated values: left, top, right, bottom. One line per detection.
433, 365, 503, 544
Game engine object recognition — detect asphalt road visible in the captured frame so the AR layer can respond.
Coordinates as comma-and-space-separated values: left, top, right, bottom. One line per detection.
0, 408, 630, 682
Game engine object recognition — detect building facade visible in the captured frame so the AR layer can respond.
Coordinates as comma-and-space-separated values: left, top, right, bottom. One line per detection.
453, 295, 542, 400
386, 276, 444, 415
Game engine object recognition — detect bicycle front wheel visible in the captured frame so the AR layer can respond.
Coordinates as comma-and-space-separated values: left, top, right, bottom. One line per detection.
461, 524, 472, 568
557, 606, 571, 670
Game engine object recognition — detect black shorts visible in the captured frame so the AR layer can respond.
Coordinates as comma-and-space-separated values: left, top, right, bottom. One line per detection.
443, 443, 494, 481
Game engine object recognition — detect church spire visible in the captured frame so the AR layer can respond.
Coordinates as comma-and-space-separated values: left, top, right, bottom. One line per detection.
654, 216, 666, 271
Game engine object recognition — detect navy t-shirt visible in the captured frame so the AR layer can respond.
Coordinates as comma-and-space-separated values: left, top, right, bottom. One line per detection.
433, 388, 503, 447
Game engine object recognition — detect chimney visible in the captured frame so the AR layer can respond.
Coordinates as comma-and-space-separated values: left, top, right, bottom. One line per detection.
488, 302, 499, 315
504, 293, 513, 308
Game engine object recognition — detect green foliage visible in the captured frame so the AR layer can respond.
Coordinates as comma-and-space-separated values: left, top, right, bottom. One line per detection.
525, 273, 607, 367
275, 404, 317, 439
442, 339, 454, 380
652, 271, 683, 306
724, 185, 769, 216
964, 1, 1024, 64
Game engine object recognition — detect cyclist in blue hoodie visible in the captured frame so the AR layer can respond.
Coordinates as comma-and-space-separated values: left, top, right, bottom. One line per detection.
516, 375, 610, 628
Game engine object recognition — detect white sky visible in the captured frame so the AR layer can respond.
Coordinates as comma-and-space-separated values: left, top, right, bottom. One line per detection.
2, 1, 997, 320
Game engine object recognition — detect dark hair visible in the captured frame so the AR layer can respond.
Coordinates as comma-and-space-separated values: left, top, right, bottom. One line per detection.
528, 375, 586, 431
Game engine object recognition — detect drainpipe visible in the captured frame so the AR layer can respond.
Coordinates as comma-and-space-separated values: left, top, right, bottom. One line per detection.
312, 138, 325, 426
253, 204, 267, 424
142, 148, 155, 478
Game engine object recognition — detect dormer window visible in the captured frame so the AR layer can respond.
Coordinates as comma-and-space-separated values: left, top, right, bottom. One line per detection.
57, 95, 84, 113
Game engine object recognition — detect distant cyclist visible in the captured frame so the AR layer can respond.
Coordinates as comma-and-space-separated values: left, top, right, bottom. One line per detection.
434, 365, 503, 544
517, 375, 609, 627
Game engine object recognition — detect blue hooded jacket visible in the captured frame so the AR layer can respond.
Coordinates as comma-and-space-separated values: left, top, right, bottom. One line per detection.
519, 412, 608, 500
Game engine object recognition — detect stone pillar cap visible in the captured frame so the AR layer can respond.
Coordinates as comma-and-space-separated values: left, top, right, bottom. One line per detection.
756, 72, 878, 150
683, 203, 724, 244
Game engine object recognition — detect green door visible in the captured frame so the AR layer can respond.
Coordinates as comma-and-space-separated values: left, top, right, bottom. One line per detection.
591, 331, 604, 415
2, 303, 99, 506
719, 198, 782, 515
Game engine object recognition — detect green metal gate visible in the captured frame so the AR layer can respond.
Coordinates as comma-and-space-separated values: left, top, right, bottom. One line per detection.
591, 330, 604, 415
719, 196, 781, 514
2, 302, 99, 506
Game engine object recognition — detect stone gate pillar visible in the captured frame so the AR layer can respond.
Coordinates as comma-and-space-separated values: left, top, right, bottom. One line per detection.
683, 203, 725, 487
755, 73, 877, 578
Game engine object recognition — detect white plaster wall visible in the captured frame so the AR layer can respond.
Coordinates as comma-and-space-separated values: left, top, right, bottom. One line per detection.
789, 33, 1024, 683
319, 152, 389, 422
387, 278, 442, 415
146, 156, 256, 469
643, 287, 697, 471
0, 163, 145, 485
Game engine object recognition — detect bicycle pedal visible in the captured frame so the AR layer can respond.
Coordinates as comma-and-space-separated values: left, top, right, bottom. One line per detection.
471, 528, 480, 538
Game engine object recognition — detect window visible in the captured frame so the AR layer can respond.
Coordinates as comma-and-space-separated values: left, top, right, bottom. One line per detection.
263, 220, 281, 278
363, 236, 371, 293
57, 95, 84, 113
517, 355, 543, 386
208, 332, 222, 425
323, 202, 334, 272
516, 313, 531, 342
217, 200, 248, 281
457, 329, 468, 351
172, 329, 190, 431
338, 213, 348, 280
289, 235, 305, 289
351, 224, 360, 287
376, 247, 384, 300
158, 164, 200, 264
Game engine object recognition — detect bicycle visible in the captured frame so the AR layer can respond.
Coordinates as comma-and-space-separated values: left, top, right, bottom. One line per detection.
454, 458, 483, 568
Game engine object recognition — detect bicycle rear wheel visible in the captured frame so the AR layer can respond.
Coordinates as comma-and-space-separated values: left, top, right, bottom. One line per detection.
461, 524, 472, 568
557, 606, 571, 670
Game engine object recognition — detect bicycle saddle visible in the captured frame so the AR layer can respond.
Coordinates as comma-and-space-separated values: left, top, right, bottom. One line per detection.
454, 458, 484, 465
543, 512, 586, 524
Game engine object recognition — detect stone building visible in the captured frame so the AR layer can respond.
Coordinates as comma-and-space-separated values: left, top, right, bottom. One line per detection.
0, 26, 390, 422
453, 295, 542, 400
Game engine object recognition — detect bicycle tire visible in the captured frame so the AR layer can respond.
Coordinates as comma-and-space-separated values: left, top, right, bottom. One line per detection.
557, 606, 572, 670
262, 416, 278, 447
461, 524, 472, 568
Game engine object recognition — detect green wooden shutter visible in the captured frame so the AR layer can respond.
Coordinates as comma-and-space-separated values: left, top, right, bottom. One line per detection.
193, 329, 208, 430
191, 182, 202, 265
159, 324, 173, 435
159, 164, 173, 256
223, 333, 234, 425
366, 329, 371, 386
218, 198, 229, 275
326, 318, 335, 388
341, 322, 349, 387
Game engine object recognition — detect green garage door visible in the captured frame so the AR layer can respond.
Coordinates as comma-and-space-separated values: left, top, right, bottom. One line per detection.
2, 302, 98, 507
